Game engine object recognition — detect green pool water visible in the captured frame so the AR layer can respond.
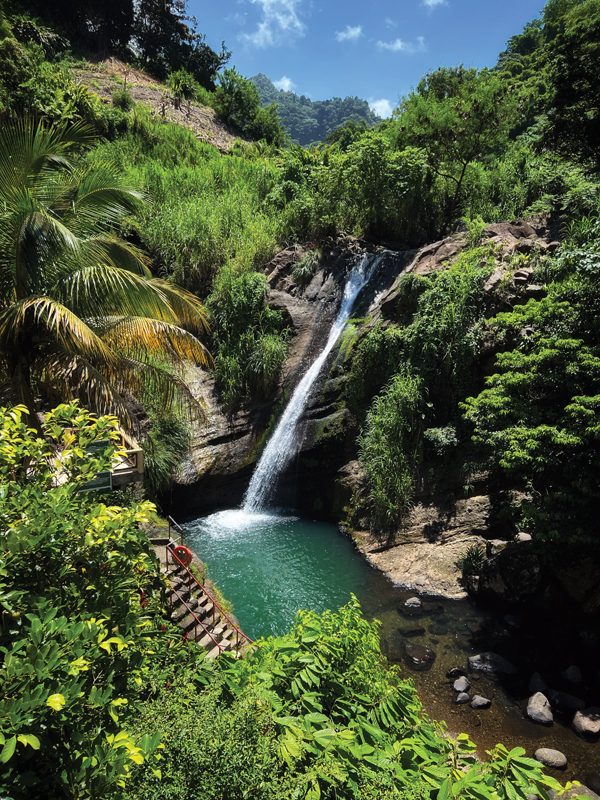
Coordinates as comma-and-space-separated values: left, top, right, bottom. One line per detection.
184, 508, 376, 639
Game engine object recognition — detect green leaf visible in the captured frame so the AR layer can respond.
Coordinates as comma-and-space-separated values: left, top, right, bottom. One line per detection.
46, 693, 66, 711
0, 735, 17, 763
17, 734, 41, 750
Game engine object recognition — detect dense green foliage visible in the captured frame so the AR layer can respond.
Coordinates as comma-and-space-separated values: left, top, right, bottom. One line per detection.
124, 597, 561, 800
207, 267, 289, 409
252, 73, 381, 146
0, 404, 172, 798
353, 246, 494, 530
16, 0, 229, 89
0, 119, 210, 432
462, 212, 600, 549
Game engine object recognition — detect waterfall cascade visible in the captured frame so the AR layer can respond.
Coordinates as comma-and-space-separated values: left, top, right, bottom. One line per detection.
242, 253, 381, 512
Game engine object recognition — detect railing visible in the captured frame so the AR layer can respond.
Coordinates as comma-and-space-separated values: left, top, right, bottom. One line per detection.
169, 583, 225, 655
168, 515, 184, 545
164, 518, 253, 654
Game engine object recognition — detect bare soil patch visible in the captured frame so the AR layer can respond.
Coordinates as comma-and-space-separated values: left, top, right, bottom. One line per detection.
73, 57, 244, 153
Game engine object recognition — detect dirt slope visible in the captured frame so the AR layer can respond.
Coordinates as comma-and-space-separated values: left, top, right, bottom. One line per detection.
74, 57, 243, 153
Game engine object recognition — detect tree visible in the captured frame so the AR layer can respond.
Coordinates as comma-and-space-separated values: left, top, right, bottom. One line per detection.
544, 0, 600, 166
396, 66, 521, 228
0, 119, 210, 430
133, 0, 229, 88
0, 403, 170, 798
214, 68, 285, 145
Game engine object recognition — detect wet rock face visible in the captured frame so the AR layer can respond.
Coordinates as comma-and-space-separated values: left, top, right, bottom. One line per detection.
404, 643, 436, 671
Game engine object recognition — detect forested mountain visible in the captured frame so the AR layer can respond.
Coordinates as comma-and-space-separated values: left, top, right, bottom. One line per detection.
251, 72, 381, 145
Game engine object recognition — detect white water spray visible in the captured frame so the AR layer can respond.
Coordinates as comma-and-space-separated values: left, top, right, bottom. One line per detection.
242, 253, 381, 512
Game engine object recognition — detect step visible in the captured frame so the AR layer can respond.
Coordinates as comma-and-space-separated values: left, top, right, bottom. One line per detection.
180, 614, 200, 634
198, 631, 218, 650
206, 644, 224, 660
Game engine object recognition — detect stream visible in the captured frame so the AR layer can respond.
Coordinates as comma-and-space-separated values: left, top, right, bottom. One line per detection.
185, 508, 600, 786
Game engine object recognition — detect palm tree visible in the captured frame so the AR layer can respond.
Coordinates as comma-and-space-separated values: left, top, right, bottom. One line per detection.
0, 119, 210, 430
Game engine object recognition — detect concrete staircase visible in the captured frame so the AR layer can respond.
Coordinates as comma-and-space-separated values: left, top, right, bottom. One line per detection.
163, 561, 250, 659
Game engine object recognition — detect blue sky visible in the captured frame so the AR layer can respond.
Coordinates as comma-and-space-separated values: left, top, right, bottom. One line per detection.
189, 0, 544, 117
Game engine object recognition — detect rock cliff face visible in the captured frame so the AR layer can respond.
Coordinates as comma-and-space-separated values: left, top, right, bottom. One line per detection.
169, 219, 583, 605
170, 236, 416, 515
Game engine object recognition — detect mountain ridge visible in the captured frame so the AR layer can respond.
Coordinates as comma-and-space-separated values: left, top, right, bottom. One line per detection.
251, 72, 381, 146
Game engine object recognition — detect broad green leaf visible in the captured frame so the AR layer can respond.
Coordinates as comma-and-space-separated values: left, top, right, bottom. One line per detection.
0, 736, 17, 763
46, 693, 66, 711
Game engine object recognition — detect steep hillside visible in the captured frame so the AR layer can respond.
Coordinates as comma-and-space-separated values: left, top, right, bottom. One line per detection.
73, 57, 242, 153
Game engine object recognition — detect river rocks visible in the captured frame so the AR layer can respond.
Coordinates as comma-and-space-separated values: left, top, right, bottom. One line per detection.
405, 597, 422, 608
549, 689, 585, 713
456, 692, 471, 704
453, 676, 470, 693
573, 707, 600, 738
529, 673, 549, 695
527, 693, 553, 725
561, 665, 583, 684
534, 748, 567, 769
471, 695, 491, 709
399, 625, 425, 637
404, 643, 436, 671
446, 667, 466, 679
468, 652, 517, 675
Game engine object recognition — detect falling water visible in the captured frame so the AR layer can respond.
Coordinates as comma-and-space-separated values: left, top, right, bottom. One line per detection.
242, 253, 381, 512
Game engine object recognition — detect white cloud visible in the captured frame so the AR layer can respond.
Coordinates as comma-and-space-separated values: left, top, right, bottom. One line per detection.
274, 76, 296, 91
422, 0, 447, 11
335, 25, 362, 43
385, 17, 397, 28
377, 36, 426, 53
370, 99, 394, 118
239, 0, 306, 48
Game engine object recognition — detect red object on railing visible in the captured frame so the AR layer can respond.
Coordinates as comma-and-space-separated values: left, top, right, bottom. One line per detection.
164, 524, 253, 654
173, 545, 193, 566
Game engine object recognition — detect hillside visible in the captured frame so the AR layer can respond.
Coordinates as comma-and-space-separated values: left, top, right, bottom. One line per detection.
73, 57, 242, 153
251, 72, 381, 145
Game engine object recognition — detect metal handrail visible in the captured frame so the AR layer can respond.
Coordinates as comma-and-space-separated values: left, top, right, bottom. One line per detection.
169, 583, 224, 654
165, 537, 253, 651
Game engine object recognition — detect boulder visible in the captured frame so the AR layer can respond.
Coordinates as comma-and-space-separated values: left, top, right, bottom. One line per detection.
549, 689, 585, 712
453, 676, 470, 693
573, 707, 600, 738
478, 540, 541, 603
561, 665, 583, 684
483, 267, 504, 293
446, 667, 466, 679
471, 695, 491, 709
456, 692, 470, 704
534, 748, 567, 769
469, 652, 517, 676
529, 673, 549, 695
514, 532, 532, 543
398, 625, 425, 637
586, 775, 600, 794
404, 643, 436, 672
405, 597, 422, 608
527, 692, 553, 725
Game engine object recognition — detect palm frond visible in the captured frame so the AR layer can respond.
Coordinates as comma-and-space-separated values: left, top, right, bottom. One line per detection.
95, 316, 212, 367
0, 297, 118, 367
147, 278, 211, 335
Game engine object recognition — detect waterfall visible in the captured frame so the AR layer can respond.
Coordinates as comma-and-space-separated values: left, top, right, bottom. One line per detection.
242, 253, 381, 512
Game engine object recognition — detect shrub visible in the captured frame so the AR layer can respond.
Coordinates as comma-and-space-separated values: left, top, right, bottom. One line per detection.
112, 87, 135, 110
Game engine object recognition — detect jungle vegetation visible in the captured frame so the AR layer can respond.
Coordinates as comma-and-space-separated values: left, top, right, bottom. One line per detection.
1, 0, 600, 796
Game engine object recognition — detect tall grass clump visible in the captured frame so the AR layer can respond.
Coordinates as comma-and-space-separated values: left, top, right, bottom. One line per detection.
359, 373, 423, 534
